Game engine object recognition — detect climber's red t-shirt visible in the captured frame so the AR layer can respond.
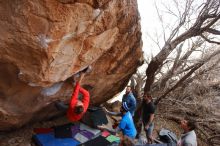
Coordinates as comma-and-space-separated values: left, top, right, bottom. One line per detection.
67, 82, 90, 122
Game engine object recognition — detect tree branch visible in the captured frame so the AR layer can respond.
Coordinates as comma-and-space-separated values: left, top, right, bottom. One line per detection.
201, 34, 220, 44
205, 28, 220, 35
155, 49, 220, 105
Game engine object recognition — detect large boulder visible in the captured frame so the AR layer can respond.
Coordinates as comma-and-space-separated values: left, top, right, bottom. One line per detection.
0, 0, 143, 131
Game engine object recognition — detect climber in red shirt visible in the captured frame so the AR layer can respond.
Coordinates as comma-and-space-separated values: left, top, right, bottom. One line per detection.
55, 66, 92, 122
67, 73, 90, 121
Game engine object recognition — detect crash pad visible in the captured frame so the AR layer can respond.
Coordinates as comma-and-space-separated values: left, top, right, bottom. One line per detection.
106, 135, 120, 143
33, 132, 79, 146
82, 107, 108, 127
79, 123, 101, 136
54, 123, 73, 138
77, 135, 111, 146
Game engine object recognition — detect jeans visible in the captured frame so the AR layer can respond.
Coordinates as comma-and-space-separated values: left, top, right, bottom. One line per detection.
144, 123, 154, 137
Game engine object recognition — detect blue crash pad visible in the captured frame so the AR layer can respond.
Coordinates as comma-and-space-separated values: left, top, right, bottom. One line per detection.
33, 132, 79, 146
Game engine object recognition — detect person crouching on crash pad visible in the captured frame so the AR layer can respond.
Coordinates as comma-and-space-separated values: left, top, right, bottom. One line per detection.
98, 102, 137, 139
55, 66, 92, 122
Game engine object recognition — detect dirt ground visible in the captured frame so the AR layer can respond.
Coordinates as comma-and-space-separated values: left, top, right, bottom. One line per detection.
153, 116, 207, 146
0, 115, 208, 146
0, 116, 69, 146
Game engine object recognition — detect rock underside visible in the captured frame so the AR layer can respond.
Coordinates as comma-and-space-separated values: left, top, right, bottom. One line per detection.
0, 0, 143, 131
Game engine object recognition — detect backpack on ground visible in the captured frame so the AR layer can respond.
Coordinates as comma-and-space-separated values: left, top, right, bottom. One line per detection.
159, 128, 178, 144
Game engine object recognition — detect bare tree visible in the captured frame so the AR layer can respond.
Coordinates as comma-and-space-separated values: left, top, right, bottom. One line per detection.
144, 0, 220, 96
130, 0, 220, 145
155, 47, 220, 104
157, 53, 220, 145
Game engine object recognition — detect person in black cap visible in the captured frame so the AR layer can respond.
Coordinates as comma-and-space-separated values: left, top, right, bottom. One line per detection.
98, 102, 137, 139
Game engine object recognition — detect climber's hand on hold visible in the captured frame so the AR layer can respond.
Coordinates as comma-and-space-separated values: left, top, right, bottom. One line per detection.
78, 73, 85, 83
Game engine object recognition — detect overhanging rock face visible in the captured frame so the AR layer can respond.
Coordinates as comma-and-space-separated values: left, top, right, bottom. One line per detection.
0, 0, 143, 131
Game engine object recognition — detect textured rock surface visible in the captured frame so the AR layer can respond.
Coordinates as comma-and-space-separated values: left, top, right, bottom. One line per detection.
0, 0, 143, 131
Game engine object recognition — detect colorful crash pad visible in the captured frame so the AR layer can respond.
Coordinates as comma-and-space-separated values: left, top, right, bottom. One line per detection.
74, 133, 89, 143
71, 125, 94, 139
77, 135, 111, 146
106, 135, 120, 143
79, 123, 101, 136
101, 131, 110, 137
71, 125, 94, 143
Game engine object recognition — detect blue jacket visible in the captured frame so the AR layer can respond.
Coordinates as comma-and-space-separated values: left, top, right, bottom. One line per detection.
119, 112, 137, 138
122, 92, 136, 116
